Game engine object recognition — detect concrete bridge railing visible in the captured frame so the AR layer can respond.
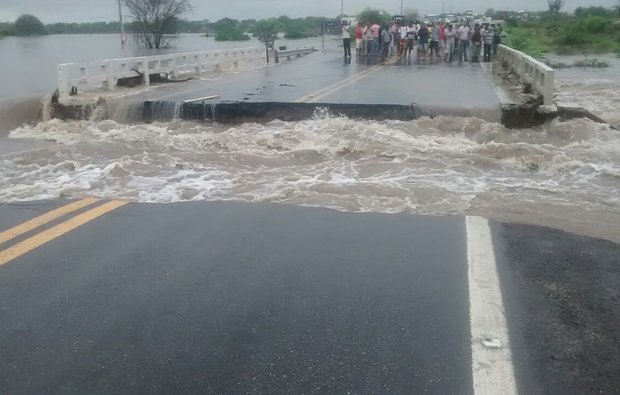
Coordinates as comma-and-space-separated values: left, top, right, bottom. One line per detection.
57, 46, 267, 99
497, 44, 555, 106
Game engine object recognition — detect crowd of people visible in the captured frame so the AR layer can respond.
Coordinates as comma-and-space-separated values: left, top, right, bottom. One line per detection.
341, 20, 504, 65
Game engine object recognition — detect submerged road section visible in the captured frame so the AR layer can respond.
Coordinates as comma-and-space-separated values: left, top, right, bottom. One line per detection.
92, 47, 502, 124
0, 200, 619, 393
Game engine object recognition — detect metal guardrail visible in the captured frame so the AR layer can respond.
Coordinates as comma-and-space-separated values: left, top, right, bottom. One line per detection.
497, 45, 555, 105
275, 47, 317, 62
57, 47, 266, 99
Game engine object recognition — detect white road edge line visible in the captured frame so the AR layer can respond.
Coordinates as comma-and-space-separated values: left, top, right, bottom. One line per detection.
466, 216, 518, 395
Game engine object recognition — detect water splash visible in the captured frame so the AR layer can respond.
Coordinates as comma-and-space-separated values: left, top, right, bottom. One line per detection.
3, 115, 620, 242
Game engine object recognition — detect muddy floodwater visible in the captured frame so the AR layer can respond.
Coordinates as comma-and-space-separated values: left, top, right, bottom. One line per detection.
1, 35, 619, 243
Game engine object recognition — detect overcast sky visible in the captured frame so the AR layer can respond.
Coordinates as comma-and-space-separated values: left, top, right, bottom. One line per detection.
0, 0, 617, 23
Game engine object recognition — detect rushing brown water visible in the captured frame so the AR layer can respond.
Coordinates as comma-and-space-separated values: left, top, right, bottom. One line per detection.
2, 110, 619, 243
1, 35, 619, 243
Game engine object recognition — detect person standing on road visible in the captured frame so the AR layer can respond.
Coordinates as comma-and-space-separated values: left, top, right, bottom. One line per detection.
342, 21, 352, 62
364, 23, 374, 56
429, 23, 440, 61
372, 22, 380, 54
398, 23, 408, 57
471, 23, 482, 63
439, 21, 446, 61
444, 24, 455, 63
380, 25, 391, 61
457, 22, 470, 64
390, 22, 399, 56
417, 23, 430, 62
355, 22, 364, 56
406, 23, 416, 58
483, 25, 494, 62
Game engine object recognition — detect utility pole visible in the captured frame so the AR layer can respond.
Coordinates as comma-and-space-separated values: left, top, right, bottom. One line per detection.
118, 0, 125, 47
322, 21, 325, 52
341, 0, 344, 22
400, 0, 403, 16
442, 1, 446, 15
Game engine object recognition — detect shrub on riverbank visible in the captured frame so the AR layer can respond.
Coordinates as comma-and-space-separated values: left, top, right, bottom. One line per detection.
506, 9, 620, 57
214, 27, 250, 41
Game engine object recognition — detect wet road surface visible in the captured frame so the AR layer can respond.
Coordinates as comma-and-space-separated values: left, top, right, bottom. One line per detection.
0, 200, 619, 393
112, 48, 501, 122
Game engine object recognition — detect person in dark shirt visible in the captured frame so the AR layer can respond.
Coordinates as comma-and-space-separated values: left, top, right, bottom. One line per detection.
380, 25, 391, 61
417, 24, 430, 62
471, 24, 482, 63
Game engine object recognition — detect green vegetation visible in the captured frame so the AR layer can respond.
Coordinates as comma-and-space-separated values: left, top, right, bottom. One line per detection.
13, 14, 47, 36
46, 21, 123, 34
357, 8, 391, 24
0, 22, 11, 37
214, 28, 250, 41
213, 18, 250, 41
506, 7, 620, 57
251, 19, 282, 45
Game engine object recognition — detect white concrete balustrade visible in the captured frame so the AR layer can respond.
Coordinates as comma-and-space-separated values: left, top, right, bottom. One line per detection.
497, 45, 555, 105
57, 47, 267, 98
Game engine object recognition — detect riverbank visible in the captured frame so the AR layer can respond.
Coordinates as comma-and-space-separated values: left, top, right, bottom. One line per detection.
506, 15, 620, 58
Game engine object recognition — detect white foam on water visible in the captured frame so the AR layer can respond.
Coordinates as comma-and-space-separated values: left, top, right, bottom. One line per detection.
2, 114, 620, 242
556, 78, 620, 128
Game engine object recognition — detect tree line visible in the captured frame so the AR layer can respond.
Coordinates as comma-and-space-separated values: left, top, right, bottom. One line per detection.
0, 13, 335, 40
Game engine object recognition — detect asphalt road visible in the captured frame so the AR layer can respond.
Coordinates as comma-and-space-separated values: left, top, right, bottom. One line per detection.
113, 47, 501, 123
0, 200, 619, 394
1, 201, 472, 394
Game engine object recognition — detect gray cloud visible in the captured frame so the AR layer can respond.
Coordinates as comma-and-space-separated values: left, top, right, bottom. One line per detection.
0, 0, 617, 23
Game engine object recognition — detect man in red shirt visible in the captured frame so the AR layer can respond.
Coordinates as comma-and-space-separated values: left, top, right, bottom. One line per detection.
355, 22, 364, 56
439, 22, 446, 61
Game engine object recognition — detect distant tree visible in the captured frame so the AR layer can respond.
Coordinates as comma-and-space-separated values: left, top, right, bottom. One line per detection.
238, 19, 257, 33
212, 17, 239, 30
14, 14, 47, 36
485, 8, 496, 17
547, 0, 565, 15
212, 18, 250, 41
123, 0, 191, 48
252, 19, 282, 48
574, 6, 612, 19
0, 22, 15, 36
215, 28, 250, 41
357, 8, 391, 24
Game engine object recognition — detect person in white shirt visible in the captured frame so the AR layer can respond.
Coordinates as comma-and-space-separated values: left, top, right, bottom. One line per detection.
405, 23, 416, 58
398, 24, 409, 57
364, 23, 373, 56
342, 21, 352, 62
444, 24, 456, 63
457, 23, 470, 64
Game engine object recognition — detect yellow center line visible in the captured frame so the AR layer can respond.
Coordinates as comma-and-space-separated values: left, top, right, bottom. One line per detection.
0, 197, 100, 245
294, 58, 398, 103
0, 200, 128, 266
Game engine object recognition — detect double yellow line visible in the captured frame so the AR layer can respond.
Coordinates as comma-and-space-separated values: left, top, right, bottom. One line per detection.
294, 58, 398, 103
0, 198, 127, 266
